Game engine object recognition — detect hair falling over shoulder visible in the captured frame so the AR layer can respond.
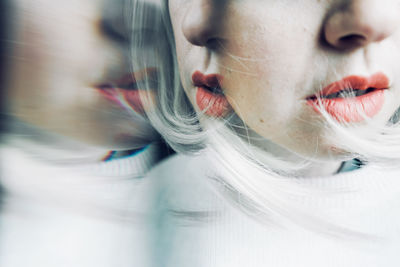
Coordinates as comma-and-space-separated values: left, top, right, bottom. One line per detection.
129, 0, 400, 235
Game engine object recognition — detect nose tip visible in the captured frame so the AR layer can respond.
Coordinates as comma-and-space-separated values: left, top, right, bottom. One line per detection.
323, 1, 400, 50
181, 1, 224, 47
182, 13, 216, 46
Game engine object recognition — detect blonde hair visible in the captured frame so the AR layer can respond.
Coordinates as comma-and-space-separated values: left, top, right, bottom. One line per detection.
130, 0, 400, 236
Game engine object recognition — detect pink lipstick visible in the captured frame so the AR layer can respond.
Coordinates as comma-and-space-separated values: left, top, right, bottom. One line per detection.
96, 68, 157, 114
192, 71, 230, 117
307, 72, 389, 122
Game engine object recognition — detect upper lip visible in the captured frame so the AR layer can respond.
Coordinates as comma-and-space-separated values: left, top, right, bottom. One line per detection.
192, 71, 224, 93
307, 72, 390, 99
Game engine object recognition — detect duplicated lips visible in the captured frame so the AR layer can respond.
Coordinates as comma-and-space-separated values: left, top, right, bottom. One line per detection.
97, 68, 157, 113
193, 71, 230, 117
306, 72, 390, 123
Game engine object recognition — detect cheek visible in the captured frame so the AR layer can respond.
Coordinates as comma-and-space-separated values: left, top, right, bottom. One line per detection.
217, 14, 321, 139
9, 4, 102, 107
220, 45, 306, 139
224, 74, 296, 138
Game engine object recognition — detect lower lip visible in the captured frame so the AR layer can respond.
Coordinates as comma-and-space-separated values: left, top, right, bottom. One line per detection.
196, 86, 230, 117
97, 87, 145, 114
307, 89, 386, 123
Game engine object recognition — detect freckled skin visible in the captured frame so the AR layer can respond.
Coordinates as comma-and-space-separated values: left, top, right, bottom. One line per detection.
169, 0, 400, 159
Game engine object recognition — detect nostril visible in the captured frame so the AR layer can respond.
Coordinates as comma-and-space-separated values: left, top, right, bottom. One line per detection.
205, 38, 221, 50
335, 34, 367, 49
339, 34, 365, 43
323, 1, 400, 51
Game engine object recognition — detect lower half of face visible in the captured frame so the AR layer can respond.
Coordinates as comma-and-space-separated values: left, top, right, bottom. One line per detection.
7, 61, 157, 151
170, 0, 400, 160
182, 60, 400, 159
5, 0, 158, 151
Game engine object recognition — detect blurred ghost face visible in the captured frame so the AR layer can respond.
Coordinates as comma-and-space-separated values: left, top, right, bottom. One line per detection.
169, 0, 400, 159
6, 0, 158, 150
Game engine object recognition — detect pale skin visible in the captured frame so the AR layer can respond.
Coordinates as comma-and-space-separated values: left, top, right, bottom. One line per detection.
6, 0, 158, 157
168, 0, 400, 176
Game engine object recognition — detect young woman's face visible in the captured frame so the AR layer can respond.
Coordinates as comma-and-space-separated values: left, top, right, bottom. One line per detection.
169, 0, 400, 158
6, 0, 158, 150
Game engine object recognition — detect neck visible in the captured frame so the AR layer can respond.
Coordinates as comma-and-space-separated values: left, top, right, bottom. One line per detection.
246, 132, 345, 177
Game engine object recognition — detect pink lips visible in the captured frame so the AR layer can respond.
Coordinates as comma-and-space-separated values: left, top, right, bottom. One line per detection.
192, 71, 230, 117
96, 68, 157, 114
307, 72, 390, 122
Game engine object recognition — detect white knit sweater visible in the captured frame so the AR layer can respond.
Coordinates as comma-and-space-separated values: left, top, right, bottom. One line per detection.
0, 140, 159, 267
147, 153, 400, 267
